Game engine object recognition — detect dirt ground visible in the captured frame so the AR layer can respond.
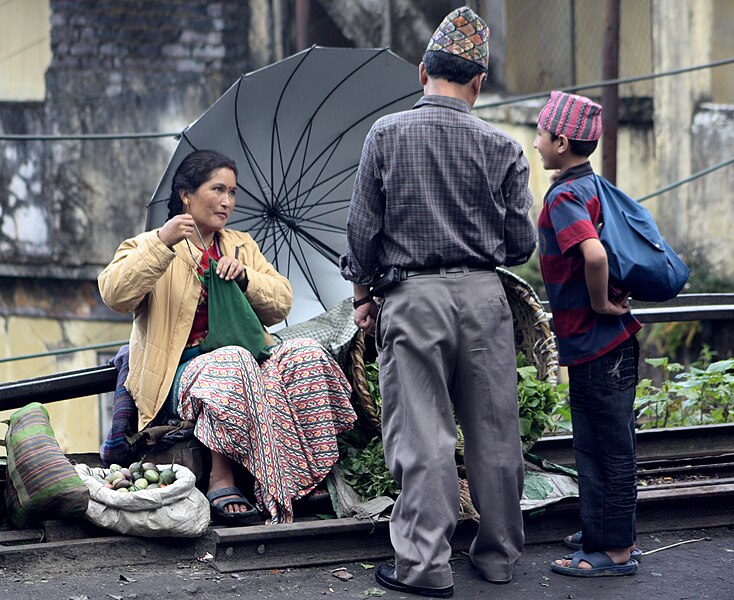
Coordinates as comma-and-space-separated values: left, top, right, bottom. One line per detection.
1, 526, 732, 600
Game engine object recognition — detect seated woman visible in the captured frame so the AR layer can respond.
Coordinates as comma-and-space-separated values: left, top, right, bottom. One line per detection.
98, 149, 356, 525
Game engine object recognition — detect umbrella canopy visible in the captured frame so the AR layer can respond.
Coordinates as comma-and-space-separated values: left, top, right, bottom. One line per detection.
147, 46, 422, 326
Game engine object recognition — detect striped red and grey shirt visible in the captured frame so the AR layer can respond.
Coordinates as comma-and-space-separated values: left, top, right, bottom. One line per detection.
538, 162, 640, 366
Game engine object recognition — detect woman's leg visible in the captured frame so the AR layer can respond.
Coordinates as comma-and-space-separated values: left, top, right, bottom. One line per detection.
177, 341, 354, 523
208, 450, 250, 514
258, 338, 356, 516
176, 346, 267, 514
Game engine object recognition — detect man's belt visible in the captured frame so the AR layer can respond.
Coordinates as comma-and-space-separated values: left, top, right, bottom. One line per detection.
400, 264, 495, 279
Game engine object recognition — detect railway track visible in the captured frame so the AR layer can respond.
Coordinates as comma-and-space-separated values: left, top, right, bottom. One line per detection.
1, 423, 731, 575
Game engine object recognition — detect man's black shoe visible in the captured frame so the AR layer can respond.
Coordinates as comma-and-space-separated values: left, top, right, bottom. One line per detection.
375, 564, 454, 598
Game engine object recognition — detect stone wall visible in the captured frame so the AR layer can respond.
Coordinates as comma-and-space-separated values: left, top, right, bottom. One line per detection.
0, 0, 254, 279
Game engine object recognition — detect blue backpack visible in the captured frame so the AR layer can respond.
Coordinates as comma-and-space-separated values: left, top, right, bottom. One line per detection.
593, 175, 689, 302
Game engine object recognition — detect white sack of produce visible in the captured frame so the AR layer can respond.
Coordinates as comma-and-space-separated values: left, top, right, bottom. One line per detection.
75, 463, 209, 537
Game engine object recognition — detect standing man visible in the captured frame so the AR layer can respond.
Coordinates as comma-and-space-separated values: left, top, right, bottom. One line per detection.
340, 6, 536, 598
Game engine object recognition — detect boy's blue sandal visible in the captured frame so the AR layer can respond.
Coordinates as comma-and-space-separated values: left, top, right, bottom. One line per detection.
563, 531, 643, 560
563, 531, 584, 550
551, 551, 638, 577
563, 549, 642, 561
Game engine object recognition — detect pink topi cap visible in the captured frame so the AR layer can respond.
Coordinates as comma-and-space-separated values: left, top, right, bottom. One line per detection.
537, 91, 603, 141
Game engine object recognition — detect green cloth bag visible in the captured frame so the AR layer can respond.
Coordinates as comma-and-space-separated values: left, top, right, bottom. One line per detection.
198, 259, 271, 363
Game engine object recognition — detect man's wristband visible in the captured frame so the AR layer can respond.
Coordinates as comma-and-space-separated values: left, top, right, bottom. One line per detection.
352, 294, 372, 309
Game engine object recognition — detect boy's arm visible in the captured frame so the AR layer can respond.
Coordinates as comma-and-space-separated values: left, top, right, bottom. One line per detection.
579, 238, 631, 316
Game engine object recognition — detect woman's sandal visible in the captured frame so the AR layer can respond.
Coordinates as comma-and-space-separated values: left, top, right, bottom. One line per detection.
206, 486, 263, 525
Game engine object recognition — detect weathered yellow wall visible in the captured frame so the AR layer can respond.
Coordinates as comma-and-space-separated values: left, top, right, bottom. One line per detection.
0, 0, 51, 100
475, 105, 656, 225
712, 0, 734, 103
504, 0, 652, 97
0, 317, 131, 455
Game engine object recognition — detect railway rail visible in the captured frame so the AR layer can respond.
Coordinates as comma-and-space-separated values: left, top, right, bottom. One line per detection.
1, 424, 732, 575
1, 293, 732, 573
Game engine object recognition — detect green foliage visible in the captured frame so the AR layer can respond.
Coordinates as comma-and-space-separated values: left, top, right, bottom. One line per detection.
522, 471, 554, 500
635, 354, 734, 428
339, 436, 401, 500
547, 392, 572, 433
338, 353, 569, 502
517, 363, 566, 447
364, 361, 382, 418
516, 352, 570, 436
639, 321, 700, 359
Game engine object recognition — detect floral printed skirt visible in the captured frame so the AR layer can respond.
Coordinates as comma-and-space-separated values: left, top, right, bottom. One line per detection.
176, 338, 355, 523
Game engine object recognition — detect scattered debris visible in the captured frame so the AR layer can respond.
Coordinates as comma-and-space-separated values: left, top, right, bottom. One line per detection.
331, 567, 354, 581
197, 552, 214, 563
363, 588, 386, 597
119, 574, 137, 584
359, 563, 375, 570
643, 537, 710, 555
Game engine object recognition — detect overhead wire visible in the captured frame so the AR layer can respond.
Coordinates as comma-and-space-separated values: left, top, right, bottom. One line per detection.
2, 56, 733, 140
0, 57, 733, 362
0, 37, 48, 64
475, 56, 734, 109
0, 340, 128, 364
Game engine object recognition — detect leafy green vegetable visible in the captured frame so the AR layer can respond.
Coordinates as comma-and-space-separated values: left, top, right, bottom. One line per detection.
339, 436, 401, 500
636, 355, 734, 428
339, 352, 568, 500
516, 355, 567, 449
522, 471, 554, 500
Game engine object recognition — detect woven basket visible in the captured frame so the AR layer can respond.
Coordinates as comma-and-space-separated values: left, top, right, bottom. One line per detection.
347, 267, 558, 436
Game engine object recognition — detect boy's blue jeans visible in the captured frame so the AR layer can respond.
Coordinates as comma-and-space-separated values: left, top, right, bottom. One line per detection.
568, 335, 639, 551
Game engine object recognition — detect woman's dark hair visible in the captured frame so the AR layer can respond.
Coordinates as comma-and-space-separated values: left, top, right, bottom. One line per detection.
167, 150, 239, 219
422, 50, 486, 85
550, 133, 599, 158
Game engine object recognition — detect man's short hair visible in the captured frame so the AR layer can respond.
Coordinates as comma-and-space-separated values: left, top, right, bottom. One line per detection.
550, 133, 599, 158
422, 50, 486, 85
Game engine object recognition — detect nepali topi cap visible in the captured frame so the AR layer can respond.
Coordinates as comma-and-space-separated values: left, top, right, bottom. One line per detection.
537, 91, 603, 141
425, 6, 489, 70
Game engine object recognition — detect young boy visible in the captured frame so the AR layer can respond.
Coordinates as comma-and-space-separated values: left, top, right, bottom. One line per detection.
534, 91, 642, 577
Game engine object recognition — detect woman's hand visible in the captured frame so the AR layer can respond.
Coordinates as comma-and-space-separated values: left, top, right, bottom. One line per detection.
216, 255, 246, 283
157, 214, 196, 248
